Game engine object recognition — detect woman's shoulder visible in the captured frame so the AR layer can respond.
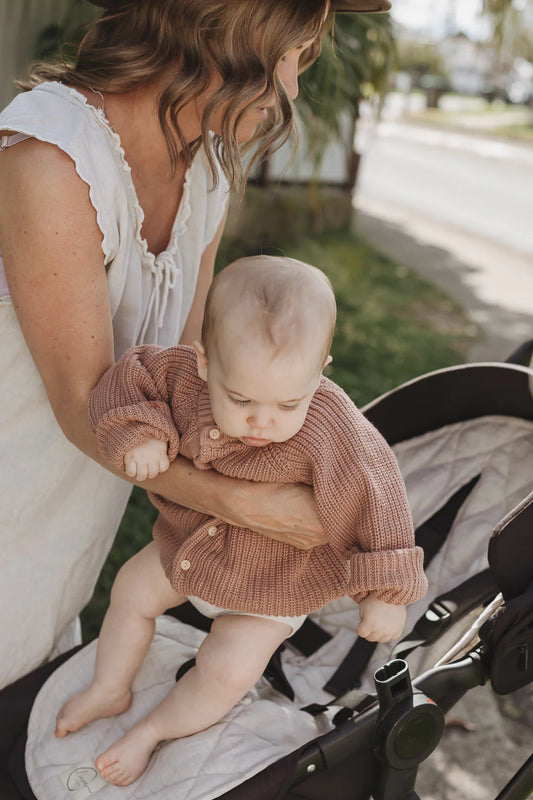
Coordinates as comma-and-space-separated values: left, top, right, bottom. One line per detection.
0, 83, 134, 258
1, 83, 106, 147
0, 83, 127, 196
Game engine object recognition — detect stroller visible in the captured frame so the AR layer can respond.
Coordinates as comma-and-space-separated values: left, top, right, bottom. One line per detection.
2, 342, 533, 800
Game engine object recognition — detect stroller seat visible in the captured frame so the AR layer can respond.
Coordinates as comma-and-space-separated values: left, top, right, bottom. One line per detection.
11, 348, 533, 800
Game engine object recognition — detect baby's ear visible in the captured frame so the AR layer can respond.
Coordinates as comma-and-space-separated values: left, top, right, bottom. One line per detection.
324, 354, 333, 368
192, 340, 208, 382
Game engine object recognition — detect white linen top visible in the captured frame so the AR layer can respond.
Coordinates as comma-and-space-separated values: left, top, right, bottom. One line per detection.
0, 81, 230, 356
0, 82, 229, 689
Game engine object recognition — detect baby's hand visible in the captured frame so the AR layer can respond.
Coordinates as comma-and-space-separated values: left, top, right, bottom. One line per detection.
357, 596, 406, 643
124, 439, 170, 481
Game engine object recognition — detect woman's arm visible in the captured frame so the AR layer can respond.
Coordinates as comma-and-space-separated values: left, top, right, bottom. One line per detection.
145, 463, 326, 548
0, 142, 324, 548
0, 139, 114, 459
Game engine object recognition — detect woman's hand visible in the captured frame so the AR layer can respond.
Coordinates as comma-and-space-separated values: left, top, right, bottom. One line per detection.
227, 480, 327, 549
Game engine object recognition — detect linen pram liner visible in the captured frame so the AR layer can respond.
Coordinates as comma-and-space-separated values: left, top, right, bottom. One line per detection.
26, 414, 533, 800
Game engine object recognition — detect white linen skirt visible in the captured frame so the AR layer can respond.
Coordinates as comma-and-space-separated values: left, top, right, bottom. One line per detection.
0, 301, 132, 689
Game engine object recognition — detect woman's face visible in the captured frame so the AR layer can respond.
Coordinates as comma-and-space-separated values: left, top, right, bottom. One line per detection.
184, 39, 317, 144
232, 42, 311, 143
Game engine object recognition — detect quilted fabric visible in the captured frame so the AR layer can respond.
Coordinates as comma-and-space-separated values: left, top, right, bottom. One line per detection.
26, 415, 533, 800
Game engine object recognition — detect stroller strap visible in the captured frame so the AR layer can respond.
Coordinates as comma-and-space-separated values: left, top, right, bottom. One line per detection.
391, 569, 498, 660
301, 569, 498, 720
289, 616, 332, 655
321, 474, 481, 697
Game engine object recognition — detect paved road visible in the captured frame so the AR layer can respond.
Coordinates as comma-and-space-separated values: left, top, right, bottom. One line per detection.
357, 120, 533, 258
353, 117, 533, 361
352, 113, 533, 799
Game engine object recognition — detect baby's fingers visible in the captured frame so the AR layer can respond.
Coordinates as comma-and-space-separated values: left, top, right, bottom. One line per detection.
124, 453, 140, 479
145, 458, 165, 480
158, 453, 170, 474
356, 619, 396, 643
124, 454, 152, 481
356, 618, 377, 641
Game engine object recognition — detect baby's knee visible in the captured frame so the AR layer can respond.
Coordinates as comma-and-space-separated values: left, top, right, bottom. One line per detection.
110, 558, 138, 605
196, 644, 262, 694
109, 558, 159, 617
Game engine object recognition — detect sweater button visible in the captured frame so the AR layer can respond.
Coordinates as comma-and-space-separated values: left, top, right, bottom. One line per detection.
208, 526, 217, 537
209, 427, 220, 440
180, 559, 191, 571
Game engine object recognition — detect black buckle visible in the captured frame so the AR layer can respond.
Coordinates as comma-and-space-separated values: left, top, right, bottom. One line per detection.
424, 601, 452, 624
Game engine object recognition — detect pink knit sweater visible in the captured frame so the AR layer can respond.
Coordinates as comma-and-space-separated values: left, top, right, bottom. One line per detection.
89, 346, 427, 616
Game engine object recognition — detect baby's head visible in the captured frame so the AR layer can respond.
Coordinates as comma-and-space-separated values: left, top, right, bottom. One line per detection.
194, 255, 336, 446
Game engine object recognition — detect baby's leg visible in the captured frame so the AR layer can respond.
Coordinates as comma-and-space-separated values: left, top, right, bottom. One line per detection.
96, 614, 291, 787
55, 541, 185, 737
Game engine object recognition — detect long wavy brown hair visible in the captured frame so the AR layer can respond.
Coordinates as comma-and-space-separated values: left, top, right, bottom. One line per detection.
20, 0, 331, 190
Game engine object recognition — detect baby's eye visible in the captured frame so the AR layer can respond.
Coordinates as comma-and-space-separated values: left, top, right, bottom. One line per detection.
279, 403, 299, 411
229, 396, 250, 406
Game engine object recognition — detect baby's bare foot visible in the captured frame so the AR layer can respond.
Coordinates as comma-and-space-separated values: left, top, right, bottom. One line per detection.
96, 720, 161, 786
55, 684, 131, 737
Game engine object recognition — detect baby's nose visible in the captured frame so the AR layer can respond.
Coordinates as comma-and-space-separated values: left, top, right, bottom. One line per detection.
248, 408, 273, 429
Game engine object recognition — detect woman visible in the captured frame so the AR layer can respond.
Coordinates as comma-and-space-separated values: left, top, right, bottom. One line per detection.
0, 0, 387, 690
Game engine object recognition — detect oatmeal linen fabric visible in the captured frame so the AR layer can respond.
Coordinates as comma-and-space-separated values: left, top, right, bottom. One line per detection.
90, 346, 427, 615
0, 82, 229, 688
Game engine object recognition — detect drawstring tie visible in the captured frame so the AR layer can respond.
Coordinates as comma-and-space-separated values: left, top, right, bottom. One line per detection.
139, 253, 180, 344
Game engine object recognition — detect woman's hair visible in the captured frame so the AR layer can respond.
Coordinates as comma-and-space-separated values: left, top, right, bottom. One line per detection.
20, 0, 330, 190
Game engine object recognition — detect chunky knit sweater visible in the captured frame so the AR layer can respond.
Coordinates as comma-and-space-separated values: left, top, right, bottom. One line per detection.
89, 346, 427, 616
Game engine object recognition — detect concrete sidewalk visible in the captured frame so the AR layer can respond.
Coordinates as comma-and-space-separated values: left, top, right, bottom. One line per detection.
353, 195, 533, 364
352, 196, 533, 799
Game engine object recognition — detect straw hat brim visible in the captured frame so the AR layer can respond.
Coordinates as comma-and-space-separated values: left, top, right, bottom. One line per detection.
331, 0, 391, 12
87, 0, 392, 11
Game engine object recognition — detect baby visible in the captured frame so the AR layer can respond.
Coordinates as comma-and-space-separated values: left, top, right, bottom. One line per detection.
55, 255, 427, 786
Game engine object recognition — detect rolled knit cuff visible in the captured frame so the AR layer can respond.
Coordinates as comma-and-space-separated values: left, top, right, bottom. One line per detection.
94, 403, 180, 471
348, 546, 428, 605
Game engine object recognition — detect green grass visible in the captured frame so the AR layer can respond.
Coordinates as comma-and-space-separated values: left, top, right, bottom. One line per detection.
80, 225, 472, 640
408, 98, 533, 143
271, 228, 472, 406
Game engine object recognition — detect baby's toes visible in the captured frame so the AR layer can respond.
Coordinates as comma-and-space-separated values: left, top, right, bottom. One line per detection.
96, 753, 118, 778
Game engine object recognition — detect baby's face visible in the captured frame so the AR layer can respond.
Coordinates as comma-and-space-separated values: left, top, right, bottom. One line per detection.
198, 342, 323, 447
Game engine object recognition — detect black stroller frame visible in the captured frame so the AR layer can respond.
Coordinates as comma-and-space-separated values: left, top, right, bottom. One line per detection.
2, 343, 533, 800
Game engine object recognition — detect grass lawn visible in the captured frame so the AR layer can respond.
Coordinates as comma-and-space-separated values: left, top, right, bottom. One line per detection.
80, 224, 473, 640
408, 95, 533, 142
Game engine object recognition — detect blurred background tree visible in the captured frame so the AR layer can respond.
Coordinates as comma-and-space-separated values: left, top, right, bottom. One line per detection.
296, 11, 395, 180
483, 0, 527, 59
33, 0, 100, 61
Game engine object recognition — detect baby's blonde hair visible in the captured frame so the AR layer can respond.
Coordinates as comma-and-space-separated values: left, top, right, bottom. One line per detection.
202, 255, 336, 372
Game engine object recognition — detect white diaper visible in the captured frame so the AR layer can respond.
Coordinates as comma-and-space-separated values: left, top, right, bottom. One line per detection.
187, 596, 307, 635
